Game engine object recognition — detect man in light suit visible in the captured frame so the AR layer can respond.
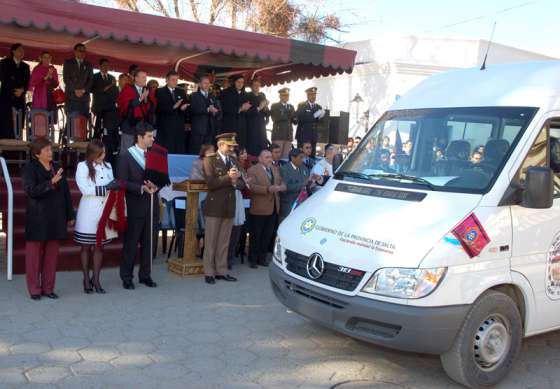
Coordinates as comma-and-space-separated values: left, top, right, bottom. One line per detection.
63, 43, 94, 117
247, 149, 286, 268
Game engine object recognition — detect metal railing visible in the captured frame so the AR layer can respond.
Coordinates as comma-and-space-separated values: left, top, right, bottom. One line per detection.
0, 157, 13, 280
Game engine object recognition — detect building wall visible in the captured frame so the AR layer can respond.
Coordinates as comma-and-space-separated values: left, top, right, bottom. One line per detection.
264, 36, 556, 138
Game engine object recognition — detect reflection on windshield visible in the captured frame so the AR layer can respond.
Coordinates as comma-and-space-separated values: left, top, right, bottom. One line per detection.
339, 107, 538, 193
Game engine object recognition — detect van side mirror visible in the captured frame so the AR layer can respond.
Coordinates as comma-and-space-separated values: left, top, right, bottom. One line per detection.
522, 166, 554, 209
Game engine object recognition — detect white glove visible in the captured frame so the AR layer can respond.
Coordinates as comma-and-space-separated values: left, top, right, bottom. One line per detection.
313, 109, 325, 119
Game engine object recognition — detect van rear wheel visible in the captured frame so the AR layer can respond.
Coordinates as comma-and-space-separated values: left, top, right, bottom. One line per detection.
440, 290, 522, 388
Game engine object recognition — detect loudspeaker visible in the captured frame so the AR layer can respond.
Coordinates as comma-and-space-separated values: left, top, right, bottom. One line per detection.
329, 111, 349, 145
316, 109, 330, 143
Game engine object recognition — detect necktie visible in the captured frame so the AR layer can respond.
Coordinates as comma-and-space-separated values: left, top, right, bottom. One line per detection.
266, 167, 273, 183
225, 157, 231, 169
171, 89, 176, 102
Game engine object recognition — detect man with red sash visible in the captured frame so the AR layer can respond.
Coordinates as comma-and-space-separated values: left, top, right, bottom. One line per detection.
117, 69, 156, 153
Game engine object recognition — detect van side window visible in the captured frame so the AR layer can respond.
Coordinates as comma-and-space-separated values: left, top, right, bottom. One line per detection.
517, 120, 560, 196
516, 125, 547, 183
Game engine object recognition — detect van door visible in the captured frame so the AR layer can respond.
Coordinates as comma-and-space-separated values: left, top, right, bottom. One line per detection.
510, 117, 560, 333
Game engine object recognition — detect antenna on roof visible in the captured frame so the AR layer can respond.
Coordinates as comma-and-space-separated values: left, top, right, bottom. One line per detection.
480, 22, 497, 71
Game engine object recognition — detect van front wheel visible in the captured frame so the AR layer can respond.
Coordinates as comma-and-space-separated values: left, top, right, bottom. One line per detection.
440, 290, 522, 388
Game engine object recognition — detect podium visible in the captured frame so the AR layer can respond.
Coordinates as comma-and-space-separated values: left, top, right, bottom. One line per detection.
167, 179, 207, 277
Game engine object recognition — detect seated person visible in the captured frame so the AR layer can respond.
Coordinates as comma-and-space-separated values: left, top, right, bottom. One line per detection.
376, 149, 395, 172
470, 151, 482, 164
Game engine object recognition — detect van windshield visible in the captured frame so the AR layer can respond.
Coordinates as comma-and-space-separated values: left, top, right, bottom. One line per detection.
338, 107, 538, 193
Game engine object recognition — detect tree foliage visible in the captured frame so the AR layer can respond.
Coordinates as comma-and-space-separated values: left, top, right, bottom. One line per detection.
104, 0, 343, 43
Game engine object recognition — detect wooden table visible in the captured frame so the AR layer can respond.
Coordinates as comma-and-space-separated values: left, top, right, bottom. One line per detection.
167, 179, 208, 277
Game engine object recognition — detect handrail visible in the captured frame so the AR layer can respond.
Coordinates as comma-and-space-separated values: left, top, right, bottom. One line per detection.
0, 157, 13, 281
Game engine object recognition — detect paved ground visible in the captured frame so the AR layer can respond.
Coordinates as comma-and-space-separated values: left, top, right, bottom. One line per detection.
0, 257, 559, 389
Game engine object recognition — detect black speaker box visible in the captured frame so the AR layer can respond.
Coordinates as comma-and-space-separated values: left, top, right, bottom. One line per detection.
316, 109, 330, 143
329, 111, 349, 145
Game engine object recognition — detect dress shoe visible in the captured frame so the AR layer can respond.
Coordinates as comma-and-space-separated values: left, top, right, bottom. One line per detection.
205, 276, 215, 284
249, 263, 258, 269
139, 278, 158, 288
215, 275, 237, 282
30, 294, 41, 301
123, 281, 135, 290
42, 292, 59, 299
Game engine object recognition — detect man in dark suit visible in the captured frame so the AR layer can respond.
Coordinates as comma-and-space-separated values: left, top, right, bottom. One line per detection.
202, 133, 245, 284
118, 123, 159, 290
296, 87, 325, 158
0, 43, 30, 139
63, 43, 94, 117
280, 148, 310, 222
245, 78, 270, 156
91, 58, 119, 163
189, 75, 220, 155
270, 87, 297, 159
155, 70, 188, 154
220, 75, 251, 149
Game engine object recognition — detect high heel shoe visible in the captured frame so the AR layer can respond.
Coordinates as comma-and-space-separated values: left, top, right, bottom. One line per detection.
92, 277, 106, 294
83, 279, 93, 294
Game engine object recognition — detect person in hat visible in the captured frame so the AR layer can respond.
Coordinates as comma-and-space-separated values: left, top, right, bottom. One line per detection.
270, 87, 297, 159
220, 74, 250, 148
202, 133, 246, 284
296, 87, 325, 158
117, 122, 159, 290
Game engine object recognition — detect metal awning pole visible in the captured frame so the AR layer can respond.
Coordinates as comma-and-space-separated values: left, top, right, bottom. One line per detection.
174, 51, 211, 72
0, 157, 13, 280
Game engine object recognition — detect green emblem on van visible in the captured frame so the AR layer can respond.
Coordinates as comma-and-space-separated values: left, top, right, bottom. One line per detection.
300, 217, 317, 235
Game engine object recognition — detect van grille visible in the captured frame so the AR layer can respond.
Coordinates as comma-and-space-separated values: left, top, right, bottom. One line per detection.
285, 250, 366, 292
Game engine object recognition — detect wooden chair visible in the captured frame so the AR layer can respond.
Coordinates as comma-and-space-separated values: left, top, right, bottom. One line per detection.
0, 108, 29, 166
66, 112, 90, 163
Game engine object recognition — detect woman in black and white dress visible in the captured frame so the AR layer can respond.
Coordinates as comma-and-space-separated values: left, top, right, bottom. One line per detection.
74, 140, 114, 294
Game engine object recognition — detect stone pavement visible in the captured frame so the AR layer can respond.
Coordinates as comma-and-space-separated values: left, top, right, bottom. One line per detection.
0, 258, 558, 389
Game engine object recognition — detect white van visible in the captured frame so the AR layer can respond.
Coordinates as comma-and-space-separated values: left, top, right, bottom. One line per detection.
270, 61, 560, 388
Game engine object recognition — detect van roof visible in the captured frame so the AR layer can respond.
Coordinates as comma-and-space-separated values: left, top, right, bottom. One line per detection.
390, 60, 560, 111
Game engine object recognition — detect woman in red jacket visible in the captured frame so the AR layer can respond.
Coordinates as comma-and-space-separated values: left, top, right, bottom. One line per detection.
29, 51, 59, 122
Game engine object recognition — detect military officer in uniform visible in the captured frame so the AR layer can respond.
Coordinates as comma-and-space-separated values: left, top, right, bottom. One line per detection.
295, 87, 325, 158
270, 87, 297, 159
202, 133, 246, 285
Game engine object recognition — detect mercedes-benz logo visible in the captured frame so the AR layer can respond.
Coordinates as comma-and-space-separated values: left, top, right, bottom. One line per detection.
306, 253, 325, 280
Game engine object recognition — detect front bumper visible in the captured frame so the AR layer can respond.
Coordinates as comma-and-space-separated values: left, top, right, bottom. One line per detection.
270, 263, 470, 354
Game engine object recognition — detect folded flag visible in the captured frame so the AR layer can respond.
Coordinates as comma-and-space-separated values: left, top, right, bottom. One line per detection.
452, 213, 490, 258
145, 143, 170, 188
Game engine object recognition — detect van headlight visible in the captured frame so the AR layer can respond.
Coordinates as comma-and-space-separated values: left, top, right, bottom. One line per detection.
273, 237, 284, 264
362, 267, 447, 299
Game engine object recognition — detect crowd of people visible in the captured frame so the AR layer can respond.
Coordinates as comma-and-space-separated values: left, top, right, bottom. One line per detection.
2, 42, 344, 298
0, 43, 328, 162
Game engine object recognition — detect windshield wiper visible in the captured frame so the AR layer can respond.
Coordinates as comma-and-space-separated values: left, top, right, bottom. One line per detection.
335, 171, 375, 181
367, 173, 436, 191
